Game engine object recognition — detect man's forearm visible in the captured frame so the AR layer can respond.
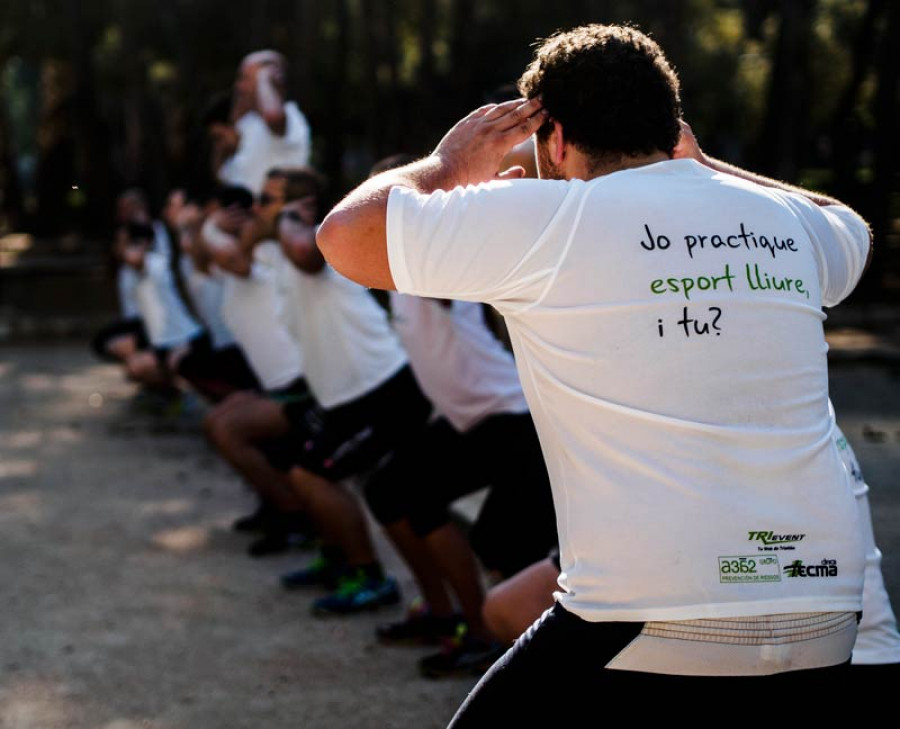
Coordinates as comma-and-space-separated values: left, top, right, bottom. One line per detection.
278, 216, 325, 274
353, 155, 463, 206
255, 68, 286, 134
704, 154, 873, 273
700, 155, 843, 208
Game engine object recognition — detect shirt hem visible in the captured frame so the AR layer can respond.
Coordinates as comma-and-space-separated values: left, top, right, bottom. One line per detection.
558, 596, 864, 623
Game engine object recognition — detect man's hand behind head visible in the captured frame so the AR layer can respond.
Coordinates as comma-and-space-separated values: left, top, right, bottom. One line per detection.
672, 120, 706, 164
277, 198, 324, 274
432, 97, 548, 188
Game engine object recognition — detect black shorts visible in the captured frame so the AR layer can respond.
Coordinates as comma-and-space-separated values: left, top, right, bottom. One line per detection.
449, 604, 853, 726
176, 341, 261, 400
90, 317, 148, 361
290, 365, 431, 482
364, 412, 557, 577
257, 379, 323, 473
152, 332, 210, 373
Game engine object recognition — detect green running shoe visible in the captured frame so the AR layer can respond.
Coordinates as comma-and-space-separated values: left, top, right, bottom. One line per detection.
311, 570, 401, 616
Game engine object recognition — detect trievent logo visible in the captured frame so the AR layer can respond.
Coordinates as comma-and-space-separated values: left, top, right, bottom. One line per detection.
747, 531, 805, 545
783, 559, 838, 578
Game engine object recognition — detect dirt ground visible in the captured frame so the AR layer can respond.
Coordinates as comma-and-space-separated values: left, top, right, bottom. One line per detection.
1, 343, 898, 729
0, 344, 476, 729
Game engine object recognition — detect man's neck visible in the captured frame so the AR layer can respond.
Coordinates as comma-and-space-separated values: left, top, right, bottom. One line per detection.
576, 150, 671, 181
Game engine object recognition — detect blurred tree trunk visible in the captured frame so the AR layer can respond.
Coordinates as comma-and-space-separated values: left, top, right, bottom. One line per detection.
361, 1, 385, 158
64, 0, 111, 234
322, 0, 350, 192
0, 84, 24, 231
293, 0, 321, 137
247, 0, 270, 53
159, 0, 198, 188
449, 0, 477, 108
866, 0, 900, 298
382, 0, 402, 153
830, 0, 885, 201
418, 0, 437, 91
753, 0, 817, 180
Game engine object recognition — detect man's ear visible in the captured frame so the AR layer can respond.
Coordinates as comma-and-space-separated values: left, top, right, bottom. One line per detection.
550, 120, 566, 166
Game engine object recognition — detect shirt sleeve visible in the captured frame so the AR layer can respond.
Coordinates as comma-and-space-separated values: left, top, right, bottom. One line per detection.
386, 179, 574, 313
776, 192, 871, 307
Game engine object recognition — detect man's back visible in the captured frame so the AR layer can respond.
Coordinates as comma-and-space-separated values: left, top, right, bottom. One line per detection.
386, 158, 869, 621
317, 23, 876, 716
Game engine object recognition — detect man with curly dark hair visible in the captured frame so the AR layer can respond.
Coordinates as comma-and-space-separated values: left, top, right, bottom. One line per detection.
520, 24, 682, 173
317, 23, 872, 723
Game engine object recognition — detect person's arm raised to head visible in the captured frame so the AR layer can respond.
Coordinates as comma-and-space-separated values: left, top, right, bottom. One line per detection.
255, 64, 287, 135
675, 121, 873, 271
277, 199, 325, 274
316, 98, 547, 290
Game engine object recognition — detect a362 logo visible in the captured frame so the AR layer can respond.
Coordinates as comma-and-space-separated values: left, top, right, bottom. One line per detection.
720, 557, 757, 574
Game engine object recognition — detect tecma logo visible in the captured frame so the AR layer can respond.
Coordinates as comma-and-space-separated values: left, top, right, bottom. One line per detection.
783, 559, 838, 578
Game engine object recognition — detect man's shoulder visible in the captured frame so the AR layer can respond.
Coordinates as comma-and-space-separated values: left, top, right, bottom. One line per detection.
438, 177, 574, 203
389, 179, 575, 235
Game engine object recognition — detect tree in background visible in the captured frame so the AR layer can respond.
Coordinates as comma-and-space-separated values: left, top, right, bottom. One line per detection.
0, 0, 895, 299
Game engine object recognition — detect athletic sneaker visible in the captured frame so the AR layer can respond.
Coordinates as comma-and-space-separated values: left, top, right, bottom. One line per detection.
247, 532, 291, 557
232, 504, 275, 533
377, 600, 464, 645
247, 513, 316, 557
418, 625, 506, 679
311, 571, 401, 616
280, 554, 345, 590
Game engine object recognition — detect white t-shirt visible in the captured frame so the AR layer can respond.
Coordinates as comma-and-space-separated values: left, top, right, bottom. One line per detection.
116, 220, 173, 319
117, 266, 141, 319
832, 420, 900, 665
152, 220, 174, 259
219, 242, 304, 391
276, 261, 408, 410
389, 294, 527, 431
180, 257, 236, 350
218, 101, 311, 195
387, 158, 869, 622
134, 251, 203, 349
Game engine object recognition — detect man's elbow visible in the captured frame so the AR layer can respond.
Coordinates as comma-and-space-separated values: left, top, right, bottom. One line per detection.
317, 210, 394, 290
316, 211, 348, 273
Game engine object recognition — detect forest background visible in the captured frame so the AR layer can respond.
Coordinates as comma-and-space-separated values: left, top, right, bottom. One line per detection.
0, 0, 897, 302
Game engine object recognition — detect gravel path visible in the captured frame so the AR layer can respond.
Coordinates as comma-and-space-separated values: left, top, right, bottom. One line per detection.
0, 344, 475, 729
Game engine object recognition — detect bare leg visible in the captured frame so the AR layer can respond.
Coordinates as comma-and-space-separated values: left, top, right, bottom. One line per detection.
482, 557, 559, 645
125, 350, 173, 389
288, 467, 377, 566
107, 334, 138, 362
383, 519, 455, 615
205, 392, 304, 512
425, 523, 492, 641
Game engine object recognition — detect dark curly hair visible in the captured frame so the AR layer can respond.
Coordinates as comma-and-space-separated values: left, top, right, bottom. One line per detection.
518, 24, 681, 165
